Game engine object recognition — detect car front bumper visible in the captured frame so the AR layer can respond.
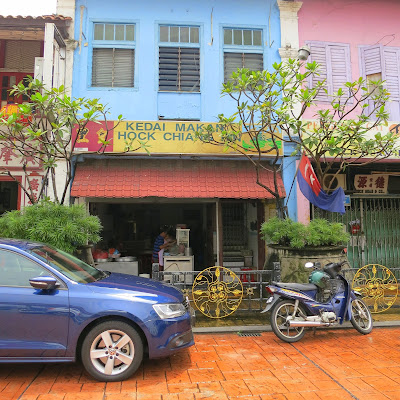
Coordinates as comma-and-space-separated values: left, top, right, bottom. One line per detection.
148, 307, 195, 359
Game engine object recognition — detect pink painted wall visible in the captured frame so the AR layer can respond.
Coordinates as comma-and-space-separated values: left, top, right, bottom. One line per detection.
298, 0, 400, 117
296, 159, 310, 224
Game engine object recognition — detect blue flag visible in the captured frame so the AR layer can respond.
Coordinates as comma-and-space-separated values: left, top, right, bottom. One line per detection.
297, 154, 345, 214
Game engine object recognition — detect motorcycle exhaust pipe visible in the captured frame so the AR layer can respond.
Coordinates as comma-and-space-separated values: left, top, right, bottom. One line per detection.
289, 320, 331, 327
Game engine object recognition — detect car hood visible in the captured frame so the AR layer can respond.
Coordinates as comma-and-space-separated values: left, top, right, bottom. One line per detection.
86, 272, 184, 303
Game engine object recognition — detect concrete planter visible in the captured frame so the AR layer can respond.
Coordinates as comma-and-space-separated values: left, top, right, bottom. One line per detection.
74, 244, 95, 266
264, 244, 347, 283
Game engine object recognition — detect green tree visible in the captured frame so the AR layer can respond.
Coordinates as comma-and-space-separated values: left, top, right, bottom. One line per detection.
196, 59, 397, 216
0, 78, 147, 205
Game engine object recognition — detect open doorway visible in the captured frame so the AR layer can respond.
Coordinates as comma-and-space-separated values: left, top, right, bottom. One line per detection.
0, 179, 19, 215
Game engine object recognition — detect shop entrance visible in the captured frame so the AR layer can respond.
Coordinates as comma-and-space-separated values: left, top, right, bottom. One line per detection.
88, 199, 262, 276
89, 201, 212, 273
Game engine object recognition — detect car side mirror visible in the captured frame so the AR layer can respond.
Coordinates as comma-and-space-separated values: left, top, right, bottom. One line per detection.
29, 276, 60, 290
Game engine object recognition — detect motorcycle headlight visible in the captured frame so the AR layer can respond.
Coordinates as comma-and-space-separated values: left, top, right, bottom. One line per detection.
153, 303, 187, 319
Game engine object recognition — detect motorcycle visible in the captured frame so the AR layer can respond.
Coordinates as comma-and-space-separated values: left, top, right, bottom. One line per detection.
262, 260, 373, 343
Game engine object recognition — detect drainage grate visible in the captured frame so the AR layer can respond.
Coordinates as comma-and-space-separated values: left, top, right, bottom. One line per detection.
237, 332, 262, 337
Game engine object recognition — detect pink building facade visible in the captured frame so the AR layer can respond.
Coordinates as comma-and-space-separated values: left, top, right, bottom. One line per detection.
291, 0, 400, 224
290, 0, 400, 269
299, 0, 400, 122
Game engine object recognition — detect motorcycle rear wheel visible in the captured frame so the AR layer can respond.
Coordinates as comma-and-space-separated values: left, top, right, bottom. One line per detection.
350, 298, 373, 334
270, 300, 306, 343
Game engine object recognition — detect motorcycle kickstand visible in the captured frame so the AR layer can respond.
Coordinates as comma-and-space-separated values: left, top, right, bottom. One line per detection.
292, 300, 299, 317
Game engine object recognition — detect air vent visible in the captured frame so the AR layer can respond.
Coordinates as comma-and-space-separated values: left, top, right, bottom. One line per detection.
237, 332, 262, 337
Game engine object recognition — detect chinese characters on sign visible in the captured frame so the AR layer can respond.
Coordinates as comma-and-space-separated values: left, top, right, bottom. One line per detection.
354, 174, 388, 194
23, 173, 43, 207
0, 143, 40, 168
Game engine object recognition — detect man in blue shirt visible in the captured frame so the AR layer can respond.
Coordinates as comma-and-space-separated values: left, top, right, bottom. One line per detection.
152, 226, 169, 265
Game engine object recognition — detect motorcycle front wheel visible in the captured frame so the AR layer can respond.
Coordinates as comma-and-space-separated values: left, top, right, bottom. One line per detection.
270, 300, 306, 343
350, 298, 373, 334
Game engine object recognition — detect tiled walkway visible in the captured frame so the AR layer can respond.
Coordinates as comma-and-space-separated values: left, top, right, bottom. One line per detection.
2, 327, 400, 400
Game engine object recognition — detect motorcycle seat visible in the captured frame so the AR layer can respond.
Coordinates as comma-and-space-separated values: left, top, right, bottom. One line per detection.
272, 281, 318, 291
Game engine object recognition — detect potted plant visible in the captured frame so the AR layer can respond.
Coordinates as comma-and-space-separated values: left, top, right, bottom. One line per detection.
261, 217, 350, 283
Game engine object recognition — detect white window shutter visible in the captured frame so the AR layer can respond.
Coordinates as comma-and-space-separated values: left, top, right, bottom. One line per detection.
224, 53, 242, 82
307, 42, 329, 101
383, 48, 400, 120
307, 41, 351, 102
359, 44, 400, 120
328, 44, 351, 96
92, 48, 113, 87
361, 44, 383, 76
383, 48, 400, 100
92, 48, 134, 87
243, 53, 263, 73
223, 53, 263, 82
114, 49, 135, 87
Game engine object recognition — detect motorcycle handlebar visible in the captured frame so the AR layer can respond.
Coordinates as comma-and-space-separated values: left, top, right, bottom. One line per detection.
330, 260, 348, 269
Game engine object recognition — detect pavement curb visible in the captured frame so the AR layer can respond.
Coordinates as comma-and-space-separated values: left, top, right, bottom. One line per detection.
193, 320, 400, 334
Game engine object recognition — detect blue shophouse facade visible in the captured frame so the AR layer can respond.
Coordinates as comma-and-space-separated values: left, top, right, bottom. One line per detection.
72, 0, 281, 121
68, 0, 300, 270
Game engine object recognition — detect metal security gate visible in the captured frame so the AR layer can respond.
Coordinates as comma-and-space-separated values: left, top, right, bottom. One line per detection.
314, 196, 400, 270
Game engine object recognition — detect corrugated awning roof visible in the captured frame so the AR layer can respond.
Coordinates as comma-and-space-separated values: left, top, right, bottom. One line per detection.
0, 15, 71, 21
0, 14, 71, 38
71, 159, 286, 200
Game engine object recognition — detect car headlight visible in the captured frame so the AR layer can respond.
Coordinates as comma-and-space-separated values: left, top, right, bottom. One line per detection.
153, 303, 187, 319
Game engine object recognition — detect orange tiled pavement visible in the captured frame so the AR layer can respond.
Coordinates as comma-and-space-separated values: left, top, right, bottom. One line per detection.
2, 327, 400, 400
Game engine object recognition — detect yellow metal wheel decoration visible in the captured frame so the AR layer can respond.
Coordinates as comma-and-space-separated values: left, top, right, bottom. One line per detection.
192, 266, 243, 318
246, 287, 254, 296
352, 264, 398, 313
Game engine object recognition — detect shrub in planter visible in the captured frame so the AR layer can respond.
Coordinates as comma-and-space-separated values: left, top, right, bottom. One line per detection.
261, 217, 350, 282
0, 202, 102, 254
261, 217, 350, 249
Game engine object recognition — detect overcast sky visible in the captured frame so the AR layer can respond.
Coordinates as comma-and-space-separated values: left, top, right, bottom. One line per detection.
1, 0, 57, 16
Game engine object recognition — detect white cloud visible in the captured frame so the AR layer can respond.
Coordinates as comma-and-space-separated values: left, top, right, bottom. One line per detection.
1, 0, 57, 17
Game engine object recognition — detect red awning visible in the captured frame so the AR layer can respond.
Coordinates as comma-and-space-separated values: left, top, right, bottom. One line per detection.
71, 159, 285, 199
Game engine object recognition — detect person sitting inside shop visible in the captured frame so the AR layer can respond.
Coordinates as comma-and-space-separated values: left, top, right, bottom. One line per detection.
152, 225, 169, 265
158, 230, 178, 268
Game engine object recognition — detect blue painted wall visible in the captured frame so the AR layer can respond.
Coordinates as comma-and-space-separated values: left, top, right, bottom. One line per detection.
72, 0, 281, 121
70, 0, 303, 219
282, 144, 299, 221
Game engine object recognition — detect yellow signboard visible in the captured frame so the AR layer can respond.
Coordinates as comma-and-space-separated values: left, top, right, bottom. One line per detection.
112, 121, 282, 156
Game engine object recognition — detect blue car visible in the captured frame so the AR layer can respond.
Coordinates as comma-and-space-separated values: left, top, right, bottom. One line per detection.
0, 239, 194, 381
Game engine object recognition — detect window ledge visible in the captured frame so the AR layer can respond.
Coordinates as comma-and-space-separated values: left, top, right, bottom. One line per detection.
158, 91, 201, 94
87, 87, 138, 92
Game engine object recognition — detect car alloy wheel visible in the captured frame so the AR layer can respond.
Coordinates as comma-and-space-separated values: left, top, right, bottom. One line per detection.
82, 321, 143, 381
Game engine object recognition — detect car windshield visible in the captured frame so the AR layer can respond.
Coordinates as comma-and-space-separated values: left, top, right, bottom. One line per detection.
29, 245, 106, 283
